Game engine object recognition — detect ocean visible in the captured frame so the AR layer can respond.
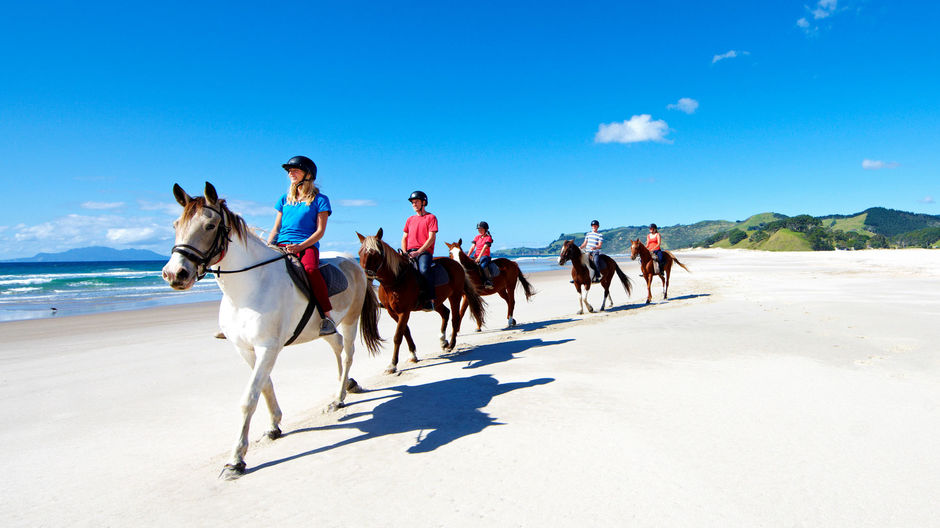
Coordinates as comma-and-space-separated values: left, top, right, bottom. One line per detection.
0, 255, 562, 322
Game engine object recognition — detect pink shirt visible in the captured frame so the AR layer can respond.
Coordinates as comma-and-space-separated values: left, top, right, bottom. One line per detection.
471, 234, 493, 258
647, 232, 661, 251
404, 213, 439, 253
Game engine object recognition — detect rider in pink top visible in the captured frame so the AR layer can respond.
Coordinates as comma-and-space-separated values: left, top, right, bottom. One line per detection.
468, 221, 494, 288
647, 223, 663, 267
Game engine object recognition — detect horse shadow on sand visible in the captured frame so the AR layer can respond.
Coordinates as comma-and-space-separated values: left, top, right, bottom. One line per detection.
248, 374, 554, 475
514, 317, 576, 332
443, 337, 575, 370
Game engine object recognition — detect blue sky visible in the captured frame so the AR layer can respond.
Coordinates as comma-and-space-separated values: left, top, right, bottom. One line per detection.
1, 1, 937, 259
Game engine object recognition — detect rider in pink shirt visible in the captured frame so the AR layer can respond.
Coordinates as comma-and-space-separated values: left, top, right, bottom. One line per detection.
468, 221, 494, 288
401, 190, 438, 309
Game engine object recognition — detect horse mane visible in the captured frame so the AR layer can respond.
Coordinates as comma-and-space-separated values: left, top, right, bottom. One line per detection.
181, 197, 249, 241
363, 236, 402, 276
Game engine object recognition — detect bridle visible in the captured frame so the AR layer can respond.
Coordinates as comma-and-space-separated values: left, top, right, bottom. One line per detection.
171, 204, 287, 281
361, 242, 386, 280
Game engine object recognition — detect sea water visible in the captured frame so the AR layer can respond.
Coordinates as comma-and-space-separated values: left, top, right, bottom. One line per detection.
0, 256, 561, 322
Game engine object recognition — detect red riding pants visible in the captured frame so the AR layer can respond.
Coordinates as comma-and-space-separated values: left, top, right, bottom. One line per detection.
282, 245, 332, 314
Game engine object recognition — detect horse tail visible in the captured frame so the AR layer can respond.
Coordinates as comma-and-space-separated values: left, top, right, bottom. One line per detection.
515, 264, 537, 301
613, 261, 633, 296
667, 251, 691, 272
358, 282, 384, 356
462, 272, 487, 329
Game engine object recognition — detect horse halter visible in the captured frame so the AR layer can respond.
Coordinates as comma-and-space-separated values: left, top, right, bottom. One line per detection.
361, 242, 386, 280
171, 204, 231, 281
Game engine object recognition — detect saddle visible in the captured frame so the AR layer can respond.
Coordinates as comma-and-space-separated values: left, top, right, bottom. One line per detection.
481, 261, 501, 279
284, 255, 350, 301
406, 259, 451, 287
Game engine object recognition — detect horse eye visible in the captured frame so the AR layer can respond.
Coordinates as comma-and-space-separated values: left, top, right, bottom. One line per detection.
206, 224, 216, 231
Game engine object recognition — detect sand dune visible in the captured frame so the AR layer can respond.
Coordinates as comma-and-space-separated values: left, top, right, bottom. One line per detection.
1, 249, 938, 527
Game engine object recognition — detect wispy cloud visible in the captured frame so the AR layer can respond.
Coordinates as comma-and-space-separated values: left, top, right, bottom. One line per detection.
919, 196, 935, 204
595, 115, 671, 144
712, 50, 749, 64
82, 201, 125, 210
862, 159, 900, 170
107, 227, 160, 244
226, 199, 274, 217
798, 0, 841, 34
138, 200, 182, 216
667, 97, 699, 114
340, 199, 377, 207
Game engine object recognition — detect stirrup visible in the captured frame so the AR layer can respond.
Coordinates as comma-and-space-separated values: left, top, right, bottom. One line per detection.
319, 317, 337, 336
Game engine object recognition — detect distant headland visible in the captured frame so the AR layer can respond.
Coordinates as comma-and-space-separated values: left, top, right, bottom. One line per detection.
3, 246, 167, 263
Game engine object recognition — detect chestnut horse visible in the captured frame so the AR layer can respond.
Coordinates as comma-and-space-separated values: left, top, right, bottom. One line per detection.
445, 239, 536, 330
357, 229, 485, 374
630, 239, 690, 304
558, 240, 632, 314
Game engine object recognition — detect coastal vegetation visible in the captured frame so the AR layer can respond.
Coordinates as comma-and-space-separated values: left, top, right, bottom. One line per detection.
498, 207, 940, 255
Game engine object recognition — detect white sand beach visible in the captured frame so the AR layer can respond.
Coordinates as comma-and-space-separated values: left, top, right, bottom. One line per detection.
1, 249, 939, 527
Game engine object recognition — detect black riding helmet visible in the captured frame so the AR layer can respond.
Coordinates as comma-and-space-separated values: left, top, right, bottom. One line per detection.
477, 221, 489, 230
591, 220, 599, 226
650, 223, 658, 230
282, 155, 318, 181
408, 190, 428, 204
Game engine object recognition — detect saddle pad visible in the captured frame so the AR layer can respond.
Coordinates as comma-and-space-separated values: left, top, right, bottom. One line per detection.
429, 263, 450, 287
486, 262, 501, 277
320, 263, 348, 297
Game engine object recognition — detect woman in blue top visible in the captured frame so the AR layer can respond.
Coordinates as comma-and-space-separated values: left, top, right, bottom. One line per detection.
266, 155, 335, 335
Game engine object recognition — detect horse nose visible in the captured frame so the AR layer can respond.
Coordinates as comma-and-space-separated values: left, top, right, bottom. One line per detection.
162, 268, 175, 282
177, 268, 190, 282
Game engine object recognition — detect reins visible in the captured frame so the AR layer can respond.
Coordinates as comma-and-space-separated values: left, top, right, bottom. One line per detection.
172, 203, 287, 280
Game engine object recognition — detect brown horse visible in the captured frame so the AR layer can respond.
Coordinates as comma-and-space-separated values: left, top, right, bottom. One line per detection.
558, 240, 632, 314
357, 228, 485, 374
445, 239, 536, 330
630, 239, 690, 304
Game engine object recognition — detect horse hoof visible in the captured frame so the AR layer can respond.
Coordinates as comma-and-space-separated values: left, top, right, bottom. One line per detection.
346, 378, 362, 393
384, 367, 397, 375
475, 328, 482, 333
508, 319, 516, 327
408, 357, 419, 364
327, 401, 345, 412
219, 462, 246, 480
265, 427, 282, 440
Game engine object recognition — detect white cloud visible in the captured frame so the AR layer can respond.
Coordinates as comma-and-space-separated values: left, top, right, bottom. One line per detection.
595, 115, 671, 144
798, 0, 840, 33
667, 97, 699, 114
862, 159, 900, 170
712, 50, 749, 64
107, 227, 159, 244
919, 196, 935, 204
813, 0, 838, 19
797, 18, 810, 28
82, 201, 125, 210
138, 200, 183, 216
226, 199, 275, 217
340, 199, 377, 207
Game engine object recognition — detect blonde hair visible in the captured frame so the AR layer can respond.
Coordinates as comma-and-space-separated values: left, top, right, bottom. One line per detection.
287, 178, 319, 206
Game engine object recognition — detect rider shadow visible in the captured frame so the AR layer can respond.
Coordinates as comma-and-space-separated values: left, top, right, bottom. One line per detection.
445, 338, 574, 370
515, 317, 576, 332
250, 374, 554, 473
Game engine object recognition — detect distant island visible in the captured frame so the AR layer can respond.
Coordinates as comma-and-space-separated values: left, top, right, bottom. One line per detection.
4, 246, 168, 263
496, 207, 940, 256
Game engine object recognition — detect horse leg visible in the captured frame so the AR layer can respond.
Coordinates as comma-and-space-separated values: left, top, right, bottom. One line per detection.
498, 289, 515, 327
581, 284, 594, 313
221, 345, 281, 480
325, 330, 352, 410
446, 292, 462, 350
645, 272, 653, 304
338, 321, 362, 393
387, 312, 411, 374
662, 269, 669, 299
402, 325, 418, 363
234, 344, 282, 441
435, 302, 451, 350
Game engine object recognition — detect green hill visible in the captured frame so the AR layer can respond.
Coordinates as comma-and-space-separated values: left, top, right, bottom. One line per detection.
498, 208, 940, 255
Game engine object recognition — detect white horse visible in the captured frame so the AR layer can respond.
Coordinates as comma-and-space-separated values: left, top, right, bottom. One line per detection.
162, 182, 382, 480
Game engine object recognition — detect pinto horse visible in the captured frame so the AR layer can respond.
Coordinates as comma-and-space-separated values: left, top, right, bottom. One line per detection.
445, 239, 536, 330
630, 239, 690, 304
357, 229, 485, 374
162, 182, 382, 480
558, 240, 632, 314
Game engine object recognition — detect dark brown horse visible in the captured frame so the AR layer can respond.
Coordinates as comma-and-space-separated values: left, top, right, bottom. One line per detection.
558, 240, 632, 314
445, 239, 536, 330
357, 229, 485, 374
630, 239, 690, 304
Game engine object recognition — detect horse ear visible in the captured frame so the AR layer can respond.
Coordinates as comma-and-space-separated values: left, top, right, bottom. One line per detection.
204, 182, 218, 206
356, 232, 365, 243
376, 228, 383, 240
457, 238, 462, 247
173, 184, 191, 207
